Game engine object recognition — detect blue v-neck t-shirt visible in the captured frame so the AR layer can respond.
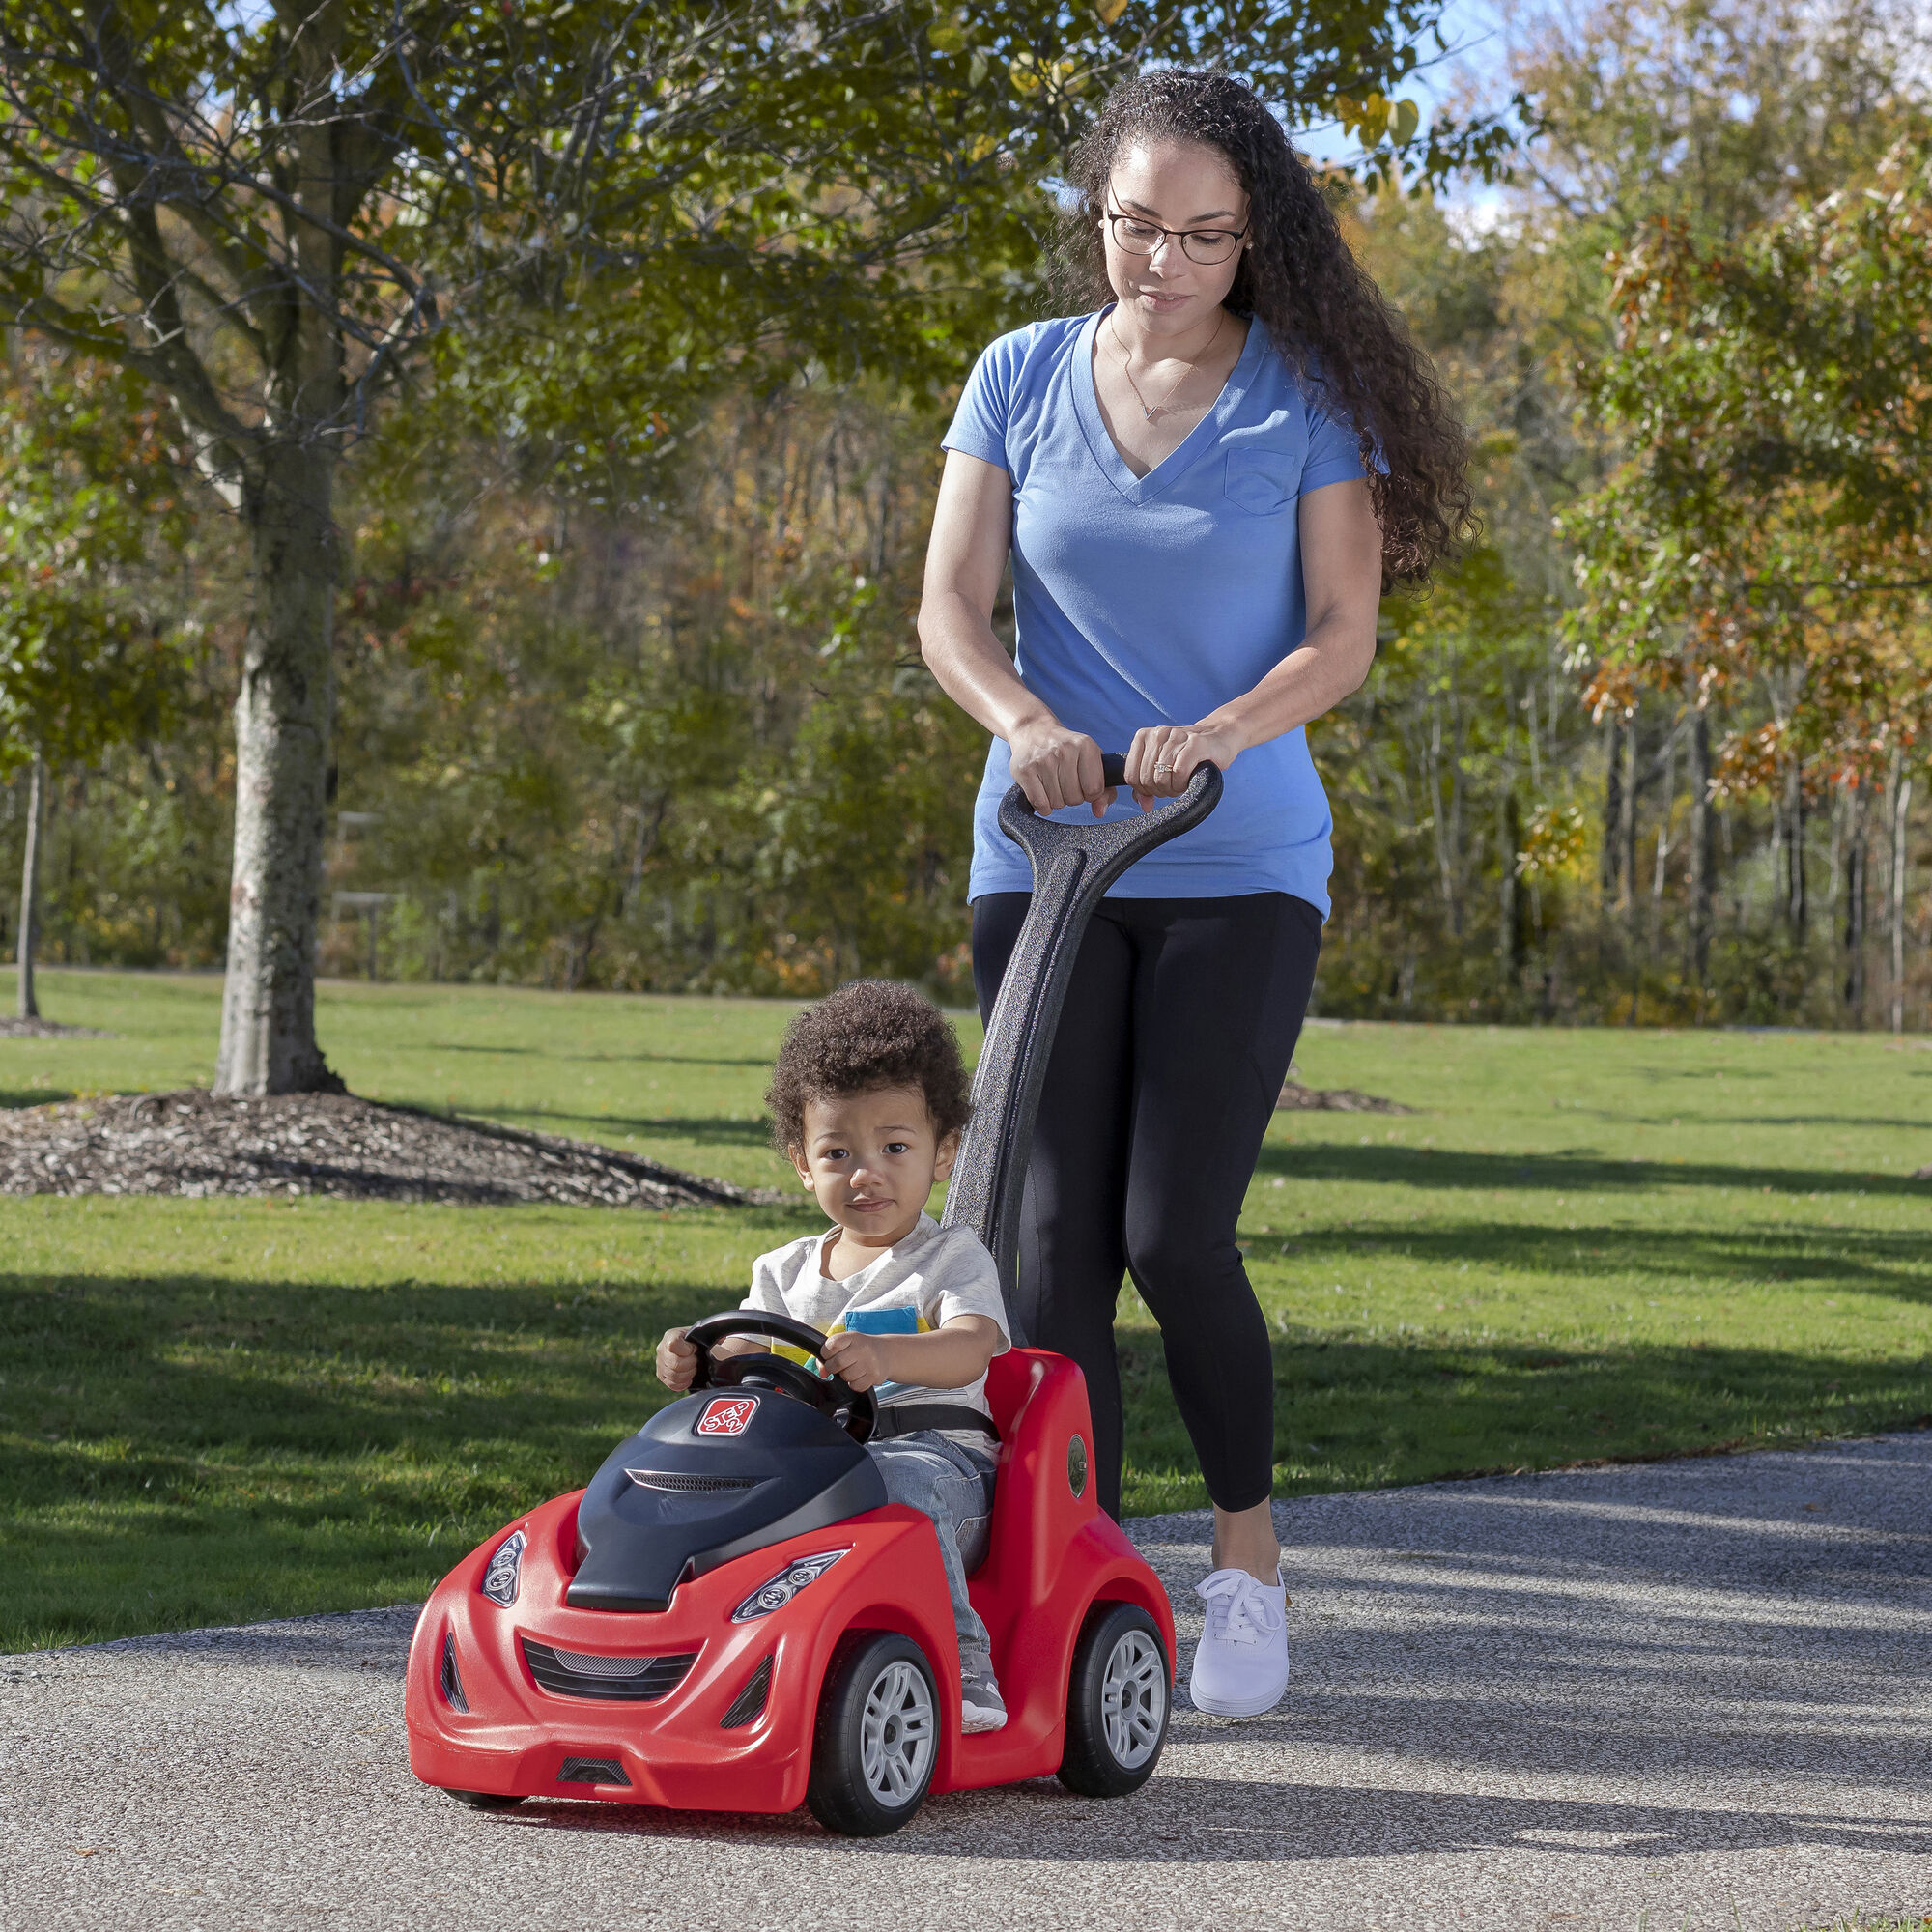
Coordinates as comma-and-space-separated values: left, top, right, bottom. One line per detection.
942, 306, 1365, 913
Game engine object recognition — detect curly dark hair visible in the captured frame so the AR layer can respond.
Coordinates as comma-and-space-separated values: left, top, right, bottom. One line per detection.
1052, 69, 1473, 582
766, 980, 975, 1155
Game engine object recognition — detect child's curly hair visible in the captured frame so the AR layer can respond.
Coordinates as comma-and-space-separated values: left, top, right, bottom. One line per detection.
767, 980, 975, 1155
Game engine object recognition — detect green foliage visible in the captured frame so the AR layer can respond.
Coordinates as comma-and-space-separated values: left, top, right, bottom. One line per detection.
0, 350, 191, 771
1564, 142, 1932, 786
1518, 0, 1915, 243
320, 381, 982, 995
0, 0, 1513, 497
1319, 541, 1586, 1018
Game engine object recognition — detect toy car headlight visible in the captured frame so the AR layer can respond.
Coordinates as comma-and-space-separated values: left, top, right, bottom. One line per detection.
481, 1529, 527, 1607
731, 1549, 846, 1623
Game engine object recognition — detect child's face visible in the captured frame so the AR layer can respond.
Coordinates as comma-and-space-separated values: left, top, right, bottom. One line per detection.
789, 1086, 959, 1246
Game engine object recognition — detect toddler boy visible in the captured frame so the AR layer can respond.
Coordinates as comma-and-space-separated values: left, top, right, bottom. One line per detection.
657, 980, 1009, 1733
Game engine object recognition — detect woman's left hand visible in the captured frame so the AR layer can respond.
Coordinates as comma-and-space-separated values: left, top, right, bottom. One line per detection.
1123, 721, 1243, 809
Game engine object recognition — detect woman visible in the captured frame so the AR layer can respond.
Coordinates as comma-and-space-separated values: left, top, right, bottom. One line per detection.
917, 70, 1469, 1717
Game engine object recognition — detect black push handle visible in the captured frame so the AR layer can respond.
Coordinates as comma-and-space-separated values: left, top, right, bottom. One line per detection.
942, 754, 1223, 1332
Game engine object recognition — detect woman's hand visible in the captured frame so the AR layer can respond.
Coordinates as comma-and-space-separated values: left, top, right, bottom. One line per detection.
1009, 719, 1116, 818
1122, 721, 1244, 809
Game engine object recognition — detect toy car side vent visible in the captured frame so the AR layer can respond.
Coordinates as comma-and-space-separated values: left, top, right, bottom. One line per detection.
439, 1633, 469, 1714
523, 1640, 699, 1702
625, 1468, 754, 1493
719, 1656, 772, 1729
557, 1756, 631, 1786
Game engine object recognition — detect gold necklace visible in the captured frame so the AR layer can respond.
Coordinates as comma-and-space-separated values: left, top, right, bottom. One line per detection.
1110, 312, 1225, 423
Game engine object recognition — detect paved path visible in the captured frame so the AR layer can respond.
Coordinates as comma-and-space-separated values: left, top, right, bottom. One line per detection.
5, 1435, 1929, 1932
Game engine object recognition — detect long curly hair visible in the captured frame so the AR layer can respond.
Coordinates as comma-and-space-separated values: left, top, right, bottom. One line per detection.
1052, 70, 1473, 582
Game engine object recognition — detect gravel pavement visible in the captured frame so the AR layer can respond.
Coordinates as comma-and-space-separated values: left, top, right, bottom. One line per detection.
5, 1433, 1928, 1932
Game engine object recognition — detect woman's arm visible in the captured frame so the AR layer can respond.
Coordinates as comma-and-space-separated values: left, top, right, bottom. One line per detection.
1121, 475, 1382, 805
918, 450, 1115, 818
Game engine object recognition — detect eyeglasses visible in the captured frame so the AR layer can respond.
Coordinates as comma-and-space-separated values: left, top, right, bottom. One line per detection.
1103, 200, 1249, 266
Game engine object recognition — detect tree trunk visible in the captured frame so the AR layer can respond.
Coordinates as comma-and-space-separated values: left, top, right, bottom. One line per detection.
1601, 714, 1625, 907
1500, 788, 1529, 993
1842, 780, 1868, 1024
1648, 720, 1675, 959
1688, 710, 1715, 985
213, 443, 346, 1095
1618, 714, 1640, 917
1778, 762, 1808, 935
1890, 754, 1912, 1035
15, 750, 45, 1020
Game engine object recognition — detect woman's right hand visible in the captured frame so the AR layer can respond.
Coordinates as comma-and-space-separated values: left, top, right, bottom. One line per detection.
1008, 720, 1115, 818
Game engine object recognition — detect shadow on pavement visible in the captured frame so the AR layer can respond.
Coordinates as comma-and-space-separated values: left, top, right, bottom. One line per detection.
486, 1776, 1932, 1863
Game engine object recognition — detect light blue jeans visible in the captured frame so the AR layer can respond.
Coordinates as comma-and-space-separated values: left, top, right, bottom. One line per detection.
867, 1431, 1000, 1675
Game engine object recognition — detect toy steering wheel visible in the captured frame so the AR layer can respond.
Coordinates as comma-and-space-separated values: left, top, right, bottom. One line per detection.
684, 1311, 876, 1443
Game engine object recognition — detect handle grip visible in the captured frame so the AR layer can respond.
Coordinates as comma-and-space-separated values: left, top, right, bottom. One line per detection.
1010, 751, 1204, 817
999, 753, 1222, 868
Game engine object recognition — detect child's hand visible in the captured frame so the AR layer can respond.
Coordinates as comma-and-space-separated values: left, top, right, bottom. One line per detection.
819, 1329, 890, 1393
656, 1326, 697, 1390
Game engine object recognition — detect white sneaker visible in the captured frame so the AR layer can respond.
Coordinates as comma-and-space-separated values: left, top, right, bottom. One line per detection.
1188, 1567, 1289, 1717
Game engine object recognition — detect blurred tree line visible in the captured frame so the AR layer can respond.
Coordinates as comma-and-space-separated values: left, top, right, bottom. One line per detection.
4, 0, 1929, 1029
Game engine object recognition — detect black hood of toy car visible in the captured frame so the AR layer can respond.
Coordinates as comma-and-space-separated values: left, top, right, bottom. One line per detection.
566, 1388, 886, 1613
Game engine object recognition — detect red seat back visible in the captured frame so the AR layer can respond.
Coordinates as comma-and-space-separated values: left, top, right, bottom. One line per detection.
972, 1349, 1101, 1619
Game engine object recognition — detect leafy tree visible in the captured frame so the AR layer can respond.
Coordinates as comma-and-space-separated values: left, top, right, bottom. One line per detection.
0, 347, 188, 1015
1562, 141, 1932, 811
1516, 0, 1914, 243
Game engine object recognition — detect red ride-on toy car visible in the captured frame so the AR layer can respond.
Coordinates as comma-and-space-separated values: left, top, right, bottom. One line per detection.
405, 754, 1223, 1834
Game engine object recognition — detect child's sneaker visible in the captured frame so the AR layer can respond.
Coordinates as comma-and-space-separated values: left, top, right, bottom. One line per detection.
960, 1662, 1008, 1734
1188, 1567, 1289, 1717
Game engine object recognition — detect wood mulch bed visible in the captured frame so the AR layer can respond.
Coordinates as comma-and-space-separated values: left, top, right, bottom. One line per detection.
0, 1017, 114, 1039
1275, 1079, 1415, 1115
0, 1088, 778, 1208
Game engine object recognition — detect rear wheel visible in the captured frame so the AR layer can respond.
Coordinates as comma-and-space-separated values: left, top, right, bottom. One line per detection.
806, 1631, 938, 1836
1057, 1601, 1170, 1798
443, 1789, 526, 1811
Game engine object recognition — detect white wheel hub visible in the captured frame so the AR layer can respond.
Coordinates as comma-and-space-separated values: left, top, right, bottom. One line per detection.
1100, 1629, 1166, 1768
858, 1659, 935, 1805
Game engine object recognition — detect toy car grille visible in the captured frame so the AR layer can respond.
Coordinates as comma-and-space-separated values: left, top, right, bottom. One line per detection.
624, 1468, 753, 1493
557, 1756, 631, 1786
523, 1640, 699, 1701
720, 1656, 772, 1729
439, 1634, 469, 1713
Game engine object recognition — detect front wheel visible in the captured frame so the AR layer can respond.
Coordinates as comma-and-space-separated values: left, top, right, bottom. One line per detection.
806, 1631, 939, 1837
1057, 1601, 1170, 1798
443, 1789, 526, 1811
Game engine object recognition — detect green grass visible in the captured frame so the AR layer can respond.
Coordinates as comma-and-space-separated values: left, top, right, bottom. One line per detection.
4, 967, 1929, 1651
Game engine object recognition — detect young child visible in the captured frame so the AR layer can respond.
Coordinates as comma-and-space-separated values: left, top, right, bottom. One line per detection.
656, 980, 1010, 1733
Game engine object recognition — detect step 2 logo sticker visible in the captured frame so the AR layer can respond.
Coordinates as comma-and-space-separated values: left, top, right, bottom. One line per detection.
696, 1395, 759, 1436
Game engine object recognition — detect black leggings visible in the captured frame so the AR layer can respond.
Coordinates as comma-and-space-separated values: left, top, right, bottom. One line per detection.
972, 891, 1321, 1519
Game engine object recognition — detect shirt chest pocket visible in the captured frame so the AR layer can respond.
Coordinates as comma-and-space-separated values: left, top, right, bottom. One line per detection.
1224, 445, 1303, 516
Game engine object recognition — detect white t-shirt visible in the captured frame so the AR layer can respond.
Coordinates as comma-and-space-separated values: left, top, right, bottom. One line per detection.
741, 1213, 1009, 1420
